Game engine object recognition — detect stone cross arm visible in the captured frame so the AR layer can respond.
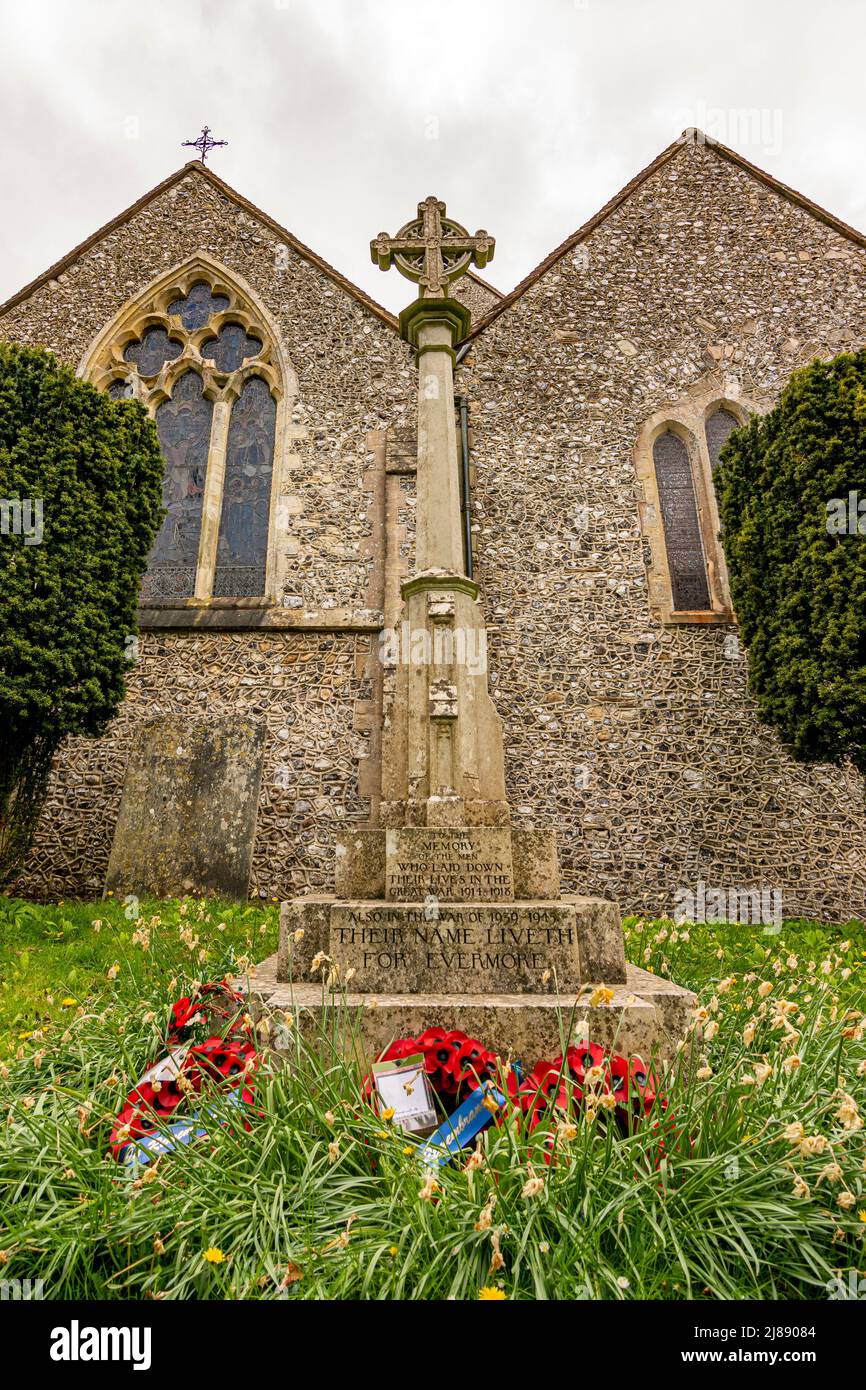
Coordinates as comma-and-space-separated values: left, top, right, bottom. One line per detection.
371, 195, 495, 298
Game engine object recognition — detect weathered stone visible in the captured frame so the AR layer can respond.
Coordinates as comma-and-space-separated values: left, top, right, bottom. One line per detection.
563, 894, 627, 983
512, 827, 560, 898
277, 895, 332, 981
334, 829, 385, 898
328, 900, 585, 993
385, 826, 514, 901
105, 714, 265, 900
251, 953, 696, 1064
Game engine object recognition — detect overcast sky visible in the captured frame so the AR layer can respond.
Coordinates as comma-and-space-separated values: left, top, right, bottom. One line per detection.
1, 0, 864, 314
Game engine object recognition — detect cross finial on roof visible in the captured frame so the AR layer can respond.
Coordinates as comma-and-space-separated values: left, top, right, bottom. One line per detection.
371, 196, 494, 299
181, 125, 228, 164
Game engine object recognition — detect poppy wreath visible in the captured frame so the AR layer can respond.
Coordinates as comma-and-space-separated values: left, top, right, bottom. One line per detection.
520, 1043, 667, 1135
109, 982, 258, 1163
365, 1027, 667, 1135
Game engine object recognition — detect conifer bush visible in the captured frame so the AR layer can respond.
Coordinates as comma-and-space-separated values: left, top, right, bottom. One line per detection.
0, 343, 164, 883
715, 350, 866, 773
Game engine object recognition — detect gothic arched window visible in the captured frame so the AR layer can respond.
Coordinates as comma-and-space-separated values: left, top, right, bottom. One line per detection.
652, 431, 711, 612
85, 265, 284, 603
705, 407, 741, 472
636, 395, 753, 624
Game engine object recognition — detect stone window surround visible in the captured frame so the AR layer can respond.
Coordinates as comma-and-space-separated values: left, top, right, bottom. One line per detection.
634, 381, 758, 626
79, 253, 297, 617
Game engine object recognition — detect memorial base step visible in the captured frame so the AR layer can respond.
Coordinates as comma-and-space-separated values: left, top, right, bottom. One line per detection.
247, 955, 696, 1064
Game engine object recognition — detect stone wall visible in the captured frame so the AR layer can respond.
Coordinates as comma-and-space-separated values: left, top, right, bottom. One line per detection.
456, 137, 866, 923
14, 629, 373, 902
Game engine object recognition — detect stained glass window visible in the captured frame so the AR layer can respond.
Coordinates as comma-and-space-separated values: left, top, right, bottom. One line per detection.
705, 408, 740, 471
99, 275, 280, 605
167, 281, 230, 331
201, 323, 262, 373
124, 327, 183, 378
653, 431, 711, 611
107, 379, 134, 400
141, 372, 213, 600
213, 377, 276, 597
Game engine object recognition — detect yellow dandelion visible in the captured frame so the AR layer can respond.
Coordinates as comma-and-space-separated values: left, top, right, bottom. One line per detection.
478, 1286, 507, 1300
203, 1247, 226, 1264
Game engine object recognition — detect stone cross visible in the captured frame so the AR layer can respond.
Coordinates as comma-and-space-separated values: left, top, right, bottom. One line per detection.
371, 196, 494, 298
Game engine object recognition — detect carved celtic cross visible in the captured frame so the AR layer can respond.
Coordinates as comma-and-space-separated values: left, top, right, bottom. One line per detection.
371, 196, 494, 298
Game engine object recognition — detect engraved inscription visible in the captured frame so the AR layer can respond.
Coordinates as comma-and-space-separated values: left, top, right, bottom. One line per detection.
385, 829, 514, 902
329, 902, 581, 994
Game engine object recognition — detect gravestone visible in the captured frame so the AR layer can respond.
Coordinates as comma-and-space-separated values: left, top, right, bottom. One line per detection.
254, 197, 694, 1059
105, 714, 265, 900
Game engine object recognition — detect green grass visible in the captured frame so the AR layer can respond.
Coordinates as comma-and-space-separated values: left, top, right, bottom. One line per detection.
0, 898, 864, 1300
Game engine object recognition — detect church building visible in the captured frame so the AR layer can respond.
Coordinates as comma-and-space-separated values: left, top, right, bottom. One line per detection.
2, 131, 864, 921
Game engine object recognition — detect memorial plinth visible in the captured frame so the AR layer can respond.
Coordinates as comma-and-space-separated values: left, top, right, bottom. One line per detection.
250, 197, 695, 1060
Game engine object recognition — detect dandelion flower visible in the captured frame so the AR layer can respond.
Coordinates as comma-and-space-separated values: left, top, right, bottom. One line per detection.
203, 1247, 226, 1264
327, 1139, 340, 1164
477, 1286, 507, 1300
791, 1175, 810, 1199
837, 1191, 856, 1211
